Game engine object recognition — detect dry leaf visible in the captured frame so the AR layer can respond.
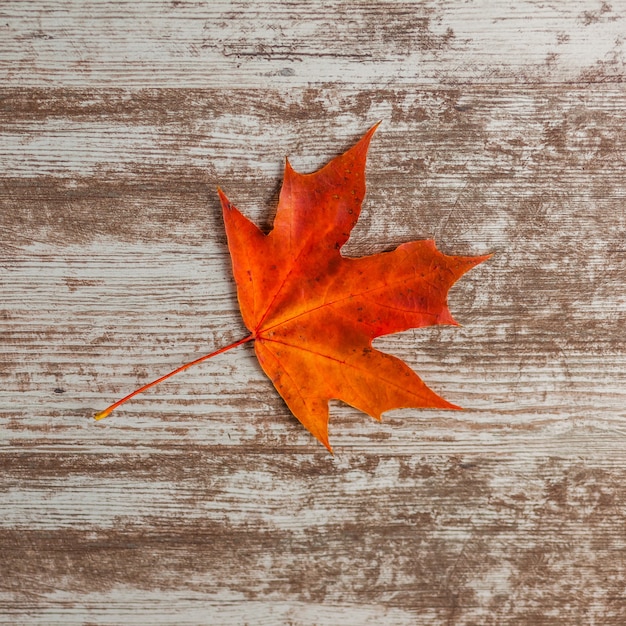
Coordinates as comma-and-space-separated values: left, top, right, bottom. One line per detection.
96, 123, 490, 452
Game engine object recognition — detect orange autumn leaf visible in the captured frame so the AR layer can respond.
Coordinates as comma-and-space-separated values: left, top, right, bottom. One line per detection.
96, 123, 489, 452
219, 123, 489, 451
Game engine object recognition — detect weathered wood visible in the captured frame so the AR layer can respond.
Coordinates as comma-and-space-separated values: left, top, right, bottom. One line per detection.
2, 0, 625, 87
2, 1, 626, 624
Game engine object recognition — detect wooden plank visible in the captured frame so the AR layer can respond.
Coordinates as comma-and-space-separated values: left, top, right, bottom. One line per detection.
2, 1, 626, 624
3, 83, 626, 625
1, 0, 625, 87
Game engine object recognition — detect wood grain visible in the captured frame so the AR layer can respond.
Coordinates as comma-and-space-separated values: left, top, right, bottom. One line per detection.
2, 0, 625, 87
2, 2, 626, 624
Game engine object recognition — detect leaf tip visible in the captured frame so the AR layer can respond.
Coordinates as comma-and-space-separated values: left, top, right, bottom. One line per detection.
94, 409, 111, 421
283, 157, 296, 180
362, 120, 382, 144
473, 252, 495, 268
315, 430, 334, 454
217, 187, 231, 210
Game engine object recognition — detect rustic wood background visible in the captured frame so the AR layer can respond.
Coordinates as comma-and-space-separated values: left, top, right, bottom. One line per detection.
2, 1, 626, 624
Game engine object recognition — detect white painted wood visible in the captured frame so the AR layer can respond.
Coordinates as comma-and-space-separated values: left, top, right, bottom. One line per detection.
2, 1, 624, 87
2, 1, 626, 624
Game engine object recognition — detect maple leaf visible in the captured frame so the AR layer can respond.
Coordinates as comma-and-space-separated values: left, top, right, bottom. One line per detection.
95, 123, 489, 452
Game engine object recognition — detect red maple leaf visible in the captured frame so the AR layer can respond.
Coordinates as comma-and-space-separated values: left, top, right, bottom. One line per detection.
96, 124, 490, 452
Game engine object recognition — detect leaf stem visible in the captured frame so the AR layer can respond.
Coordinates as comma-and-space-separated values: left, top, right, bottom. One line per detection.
94, 334, 255, 420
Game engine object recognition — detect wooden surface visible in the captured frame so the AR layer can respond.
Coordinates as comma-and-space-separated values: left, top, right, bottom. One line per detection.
2, 1, 626, 624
